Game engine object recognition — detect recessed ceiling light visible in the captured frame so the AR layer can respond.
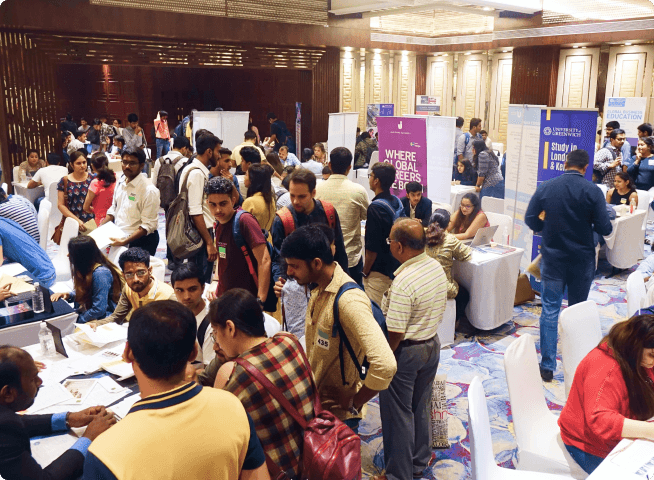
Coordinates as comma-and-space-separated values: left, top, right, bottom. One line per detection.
442, 54, 448, 57
581, 46, 587, 49
464, 52, 471, 56
625, 42, 633, 46
573, 45, 579, 48
502, 50, 509, 53
482, 6, 493, 10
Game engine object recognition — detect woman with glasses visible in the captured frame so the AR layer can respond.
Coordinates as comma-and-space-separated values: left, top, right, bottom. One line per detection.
50, 236, 124, 323
208, 288, 314, 479
447, 192, 489, 240
57, 150, 95, 233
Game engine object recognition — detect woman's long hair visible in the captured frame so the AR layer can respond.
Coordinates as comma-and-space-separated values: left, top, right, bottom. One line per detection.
264, 151, 284, 175
452, 193, 481, 233
614, 171, 636, 194
68, 150, 86, 174
246, 163, 273, 206
68, 236, 123, 309
426, 209, 451, 247
641, 136, 654, 156
458, 159, 476, 182
90, 153, 116, 186
471, 139, 488, 170
603, 314, 654, 420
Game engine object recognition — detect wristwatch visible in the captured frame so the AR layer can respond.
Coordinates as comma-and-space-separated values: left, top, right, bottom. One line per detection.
65, 412, 71, 429
256, 298, 264, 308
348, 404, 360, 416
362, 272, 369, 279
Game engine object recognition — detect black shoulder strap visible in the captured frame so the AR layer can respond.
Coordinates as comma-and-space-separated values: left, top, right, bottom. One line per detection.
332, 282, 364, 385
197, 316, 210, 347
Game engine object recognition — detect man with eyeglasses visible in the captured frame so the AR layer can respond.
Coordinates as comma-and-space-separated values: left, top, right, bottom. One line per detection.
90, 248, 175, 328
100, 147, 161, 256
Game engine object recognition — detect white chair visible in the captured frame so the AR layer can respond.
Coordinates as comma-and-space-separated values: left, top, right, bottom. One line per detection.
503, 336, 586, 478
52, 217, 79, 282
150, 256, 166, 283
485, 212, 513, 245
605, 211, 646, 269
367, 150, 380, 173
560, 300, 602, 399
432, 202, 453, 214
626, 271, 648, 317
596, 183, 608, 197
37, 200, 51, 250
107, 246, 128, 268
1, 183, 6, 193
467, 376, 573, 480
481, 196, 504, 215
637, 190, 650, 257
648, 187, 654, 226
48, 182, 62, 240
437, 299, 455, 347
12, 166, 20, 183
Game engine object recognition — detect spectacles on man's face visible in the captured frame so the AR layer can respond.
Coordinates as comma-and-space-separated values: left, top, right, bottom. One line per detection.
386, 237, 395, 245
124, 269, 149, 280
121, 160, 139, 167
210, 332, 217, 344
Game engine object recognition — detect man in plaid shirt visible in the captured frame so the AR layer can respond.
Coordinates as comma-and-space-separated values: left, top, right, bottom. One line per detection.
594, 128, 627, 187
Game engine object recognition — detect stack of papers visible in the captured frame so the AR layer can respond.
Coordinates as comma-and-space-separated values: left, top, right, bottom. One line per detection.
88, 221, 126, 249
108, 393, 141, 420
71, 323, 127, 348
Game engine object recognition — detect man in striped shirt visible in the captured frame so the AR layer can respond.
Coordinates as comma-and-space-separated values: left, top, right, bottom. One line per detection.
376, 218, 447, 480
0, 188, 39, 244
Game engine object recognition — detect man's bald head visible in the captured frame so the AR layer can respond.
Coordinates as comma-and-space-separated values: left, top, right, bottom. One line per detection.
390, 218, 426, 251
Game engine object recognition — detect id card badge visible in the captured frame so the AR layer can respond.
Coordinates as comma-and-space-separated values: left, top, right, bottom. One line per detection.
128, 194, 136, 202
217, 242, 227, 259
316, 329, 330, 350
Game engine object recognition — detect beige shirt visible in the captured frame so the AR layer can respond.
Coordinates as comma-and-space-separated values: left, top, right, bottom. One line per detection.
316, 175, 369, 268
242, 192, 276, 231
231, 140, 265, 166
179, 159, 214, 230
306, 264, 396, 420
106, 173, 160, 236
426, 232, 472, 298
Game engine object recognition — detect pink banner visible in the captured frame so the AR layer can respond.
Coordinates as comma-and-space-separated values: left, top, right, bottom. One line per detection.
377, 117, 427, 197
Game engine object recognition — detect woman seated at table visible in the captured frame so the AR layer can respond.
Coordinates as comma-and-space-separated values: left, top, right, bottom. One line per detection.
312, 142, 327, 164
426, 209, 472, 321
83, 153, 116, 226
210, 289, 315, 479
606, 171, 638, 207
558, 313, 654, 474
447, 193, 489, 241
472, 139, 504, 199
18, 149, 47, 181
243, 163, 276, 230
50, 236, 123, 323
452, 159, 477, 186
628, 136, 654, 191
57, 150, 95, 233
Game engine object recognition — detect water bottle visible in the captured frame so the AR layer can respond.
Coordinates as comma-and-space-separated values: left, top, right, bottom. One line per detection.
39, 322, 55, 356
630, 197, 636, 214
32, 282, 45, 314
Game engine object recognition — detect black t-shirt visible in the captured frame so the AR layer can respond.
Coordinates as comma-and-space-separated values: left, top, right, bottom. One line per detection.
366, 192, 401, 278
270, 120, 287, 151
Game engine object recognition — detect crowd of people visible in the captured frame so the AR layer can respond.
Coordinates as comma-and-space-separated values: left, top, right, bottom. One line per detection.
1, 109, 653, 479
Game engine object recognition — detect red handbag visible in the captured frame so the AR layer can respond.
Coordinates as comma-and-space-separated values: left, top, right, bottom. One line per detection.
235, 333, 362, 480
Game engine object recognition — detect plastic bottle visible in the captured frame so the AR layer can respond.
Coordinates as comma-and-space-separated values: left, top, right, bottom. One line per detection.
39, 322, 55, 356
630, 197, 636, 214
32, 282, 45, 313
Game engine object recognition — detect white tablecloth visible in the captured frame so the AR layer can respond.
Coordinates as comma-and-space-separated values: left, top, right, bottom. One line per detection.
587, 439, 648, 479
452, 247, 524, 330
12, 182, 45, 204
450, 185, 477, 212
603, 210, 646, 269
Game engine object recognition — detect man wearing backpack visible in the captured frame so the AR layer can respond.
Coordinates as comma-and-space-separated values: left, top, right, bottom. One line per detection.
457, 117, 482, 163
177, 134, 221, 284
280, 225, 397, 434
374, 219, 447, 480
363, 162, 403, 306
152, 136, 191, 206
205, 176, 271, 308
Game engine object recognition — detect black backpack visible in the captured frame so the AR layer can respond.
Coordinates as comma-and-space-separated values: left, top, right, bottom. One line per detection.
156, 155, 184, 210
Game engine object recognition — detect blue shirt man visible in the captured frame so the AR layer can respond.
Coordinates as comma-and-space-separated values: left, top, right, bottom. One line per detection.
0, 217, 55, 287
525, 150, 612, 381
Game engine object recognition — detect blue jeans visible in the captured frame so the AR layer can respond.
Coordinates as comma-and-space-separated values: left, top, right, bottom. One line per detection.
564, 443, 604, 474
343, 417, 360, 435
479, 179, 505, 200
156, 138, 170, 159
539, 258, 595, 372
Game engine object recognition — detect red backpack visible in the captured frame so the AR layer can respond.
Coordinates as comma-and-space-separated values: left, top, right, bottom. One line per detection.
276, 200, 336, 237
235, 333, 361, 480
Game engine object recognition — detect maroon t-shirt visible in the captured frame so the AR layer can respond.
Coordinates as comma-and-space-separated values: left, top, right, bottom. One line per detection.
214, 209, 267, 298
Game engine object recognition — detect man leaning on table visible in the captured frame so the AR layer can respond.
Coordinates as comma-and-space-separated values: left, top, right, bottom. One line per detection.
525, 149, 612, 382
0, 346, 116, 480
90, 248, 175, 328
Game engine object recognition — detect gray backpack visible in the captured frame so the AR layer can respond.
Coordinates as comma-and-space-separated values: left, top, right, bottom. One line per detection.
165, 166, 203, 260
156, 155, 184, 210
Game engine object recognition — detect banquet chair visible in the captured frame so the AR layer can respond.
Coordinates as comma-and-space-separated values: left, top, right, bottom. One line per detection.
626, 271, 648, 318
37, 200, 51, 250
637, 190, 650, 258
467, 377, 574, 480
48, 182, 62, 240
432, 202, 453, 214
12, 166, 20, 183
150, 256, 166, 283
560, 300, 602, 400
107, 246, 128, 269
437, 299, 455, 347
605, 210, 646, 269
1, 183, 6, 193
596, 183, 608, 198
503, 335, 586, 478
367, 151, 380, 173
52, 217, 80, 282
485, 212, 513, 244
481, 196, 504, 215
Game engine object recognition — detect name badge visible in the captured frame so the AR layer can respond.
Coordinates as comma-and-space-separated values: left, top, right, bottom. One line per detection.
217, 242, 227, 259
316, 329, 330, 350
128, 194, 136, 202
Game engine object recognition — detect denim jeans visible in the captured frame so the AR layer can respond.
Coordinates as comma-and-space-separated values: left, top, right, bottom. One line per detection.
343, 417, 360, 435
156, 138, 170, 159
479, 179, 505, 200
539, 258, 595, 372
564, 443, 604, 474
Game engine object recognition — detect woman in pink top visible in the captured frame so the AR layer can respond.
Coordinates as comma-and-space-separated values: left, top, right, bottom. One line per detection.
446, 193, 489, 240
558, 313, 654, 474
83, 153, 116, 225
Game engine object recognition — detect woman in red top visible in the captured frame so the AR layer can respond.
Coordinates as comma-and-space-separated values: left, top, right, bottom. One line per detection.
447, 193, 489, 241
83, 153, 116, 225
558, 314, 654, 474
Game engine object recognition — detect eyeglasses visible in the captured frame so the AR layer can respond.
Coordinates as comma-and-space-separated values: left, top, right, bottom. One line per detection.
210, 332, 216, 344
124, 269, 149, 280
121, 160, 140, 167
386, 237, 393, 245
460, 204, 474, 210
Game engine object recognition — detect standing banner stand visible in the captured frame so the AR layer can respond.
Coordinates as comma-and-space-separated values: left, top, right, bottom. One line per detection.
377, 115, 454, 205
366, 104, 394, 135
295, 102, 302, 155
328, 112, 359, 181
505, 105, 598, 290
603, 97, 648, 146
415, 95, 441, 115
192, 111, 250, 152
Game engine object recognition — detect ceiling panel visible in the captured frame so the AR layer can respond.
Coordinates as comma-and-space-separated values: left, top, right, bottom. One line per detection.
543, 0, 654, 23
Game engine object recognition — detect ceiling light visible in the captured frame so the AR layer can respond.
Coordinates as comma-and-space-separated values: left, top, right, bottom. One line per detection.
442, 54, 448, 57
582, 46, 587, 49
573, 45, 579, 48
625, 42, 633, 46
502, 50, 509, 53
464, 52, 471, 56
482, 6, 493, 11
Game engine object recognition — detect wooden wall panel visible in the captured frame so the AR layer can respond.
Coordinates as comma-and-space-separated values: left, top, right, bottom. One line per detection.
415, 55, 427, 96
0, 30, 58, 185
312, 47, 340, 144
510, 46, 560, 107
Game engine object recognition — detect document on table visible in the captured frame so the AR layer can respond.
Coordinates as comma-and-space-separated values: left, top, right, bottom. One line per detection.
26, 383, 75, 414
88, 221, 126, 249
74, 323, 128, 348
109, 393, 141, 420
611, 439, 654, 476
61, 379, 97, 405
0, 263, 27, 277
31, 433, 79, 468
0, 273, 34, 295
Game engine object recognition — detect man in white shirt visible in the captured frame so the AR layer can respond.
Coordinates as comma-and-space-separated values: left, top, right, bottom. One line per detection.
457, 118, 482, 163
278, 145, 300, 168
177, 133, 221, 284
172, 263, 213, 365
27, 153, 68, 206
151, 136, 191, 186
67, 131, 87, 155
231, 130, 265, 168
316, 147, 369, 285
123, 113, 147, 150
101, 147, 161, 256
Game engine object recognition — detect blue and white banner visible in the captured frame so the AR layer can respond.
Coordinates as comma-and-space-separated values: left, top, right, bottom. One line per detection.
603, 97, 648, 146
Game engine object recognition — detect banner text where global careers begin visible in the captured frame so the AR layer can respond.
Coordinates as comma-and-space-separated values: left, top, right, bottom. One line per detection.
384, 149, 422, 190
